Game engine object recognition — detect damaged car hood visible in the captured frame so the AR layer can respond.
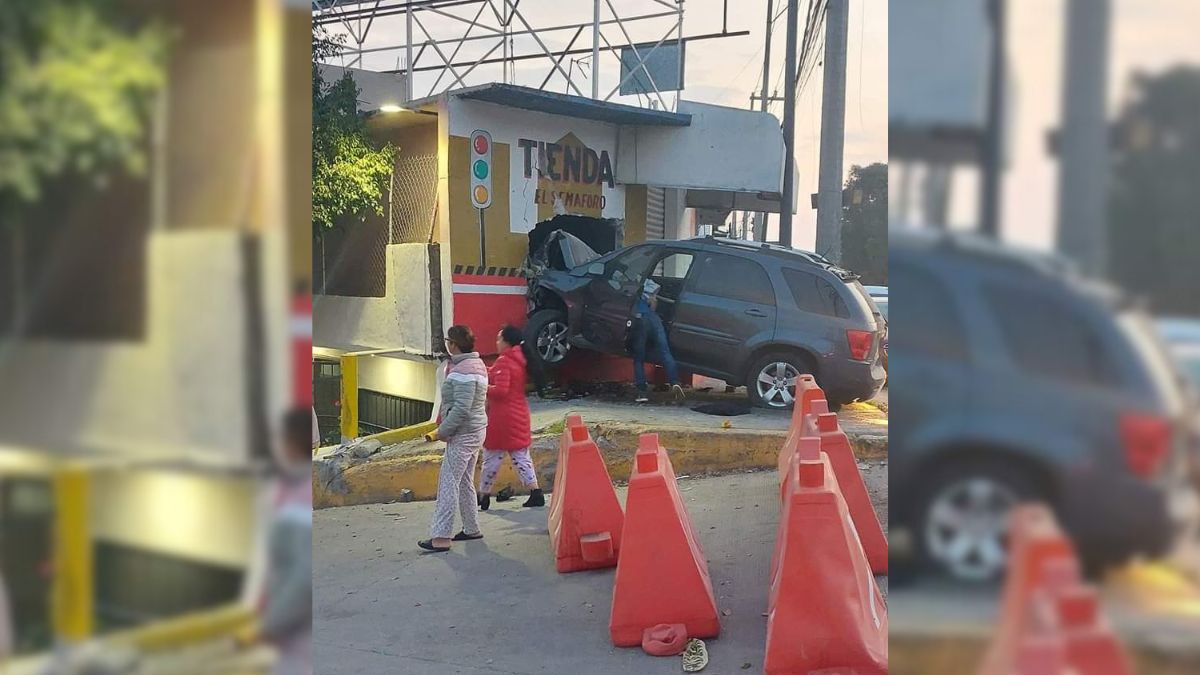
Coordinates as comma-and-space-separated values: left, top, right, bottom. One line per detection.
523, 229, 602, 277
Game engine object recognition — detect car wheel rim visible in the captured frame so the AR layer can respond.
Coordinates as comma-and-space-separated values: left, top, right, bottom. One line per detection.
536, 321, 569, 364
924, 477, 1017, 581
755, 362, 799, 408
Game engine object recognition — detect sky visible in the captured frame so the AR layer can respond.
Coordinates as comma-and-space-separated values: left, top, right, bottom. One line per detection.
944, 0, 1200, 250
323, 0, 889, 251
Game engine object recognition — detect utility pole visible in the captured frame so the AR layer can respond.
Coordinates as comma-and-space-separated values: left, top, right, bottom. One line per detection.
755, 0, 775, 242
591, 0, 601, 99
979, 0, 1006, 239
815, 0, 848, 261
1055, 0, 1111, 277
779, 0, 800, 248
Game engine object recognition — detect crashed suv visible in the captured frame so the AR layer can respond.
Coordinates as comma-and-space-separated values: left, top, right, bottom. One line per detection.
523, 234, 887, 408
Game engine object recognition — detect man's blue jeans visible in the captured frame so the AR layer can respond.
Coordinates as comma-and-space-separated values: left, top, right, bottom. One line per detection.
631, 309, 679, 391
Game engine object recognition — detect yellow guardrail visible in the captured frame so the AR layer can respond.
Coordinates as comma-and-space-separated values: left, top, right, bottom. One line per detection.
334, 347, 442, 445
106, 603, 255, 651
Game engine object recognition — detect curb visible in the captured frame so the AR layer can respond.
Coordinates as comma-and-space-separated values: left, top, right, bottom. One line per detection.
890, 634, 1200, 675
313, 423, 887, 509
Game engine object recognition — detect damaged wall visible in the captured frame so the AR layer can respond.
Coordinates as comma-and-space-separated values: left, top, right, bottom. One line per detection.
313, 243, 436, 354
444, 98, 644, 270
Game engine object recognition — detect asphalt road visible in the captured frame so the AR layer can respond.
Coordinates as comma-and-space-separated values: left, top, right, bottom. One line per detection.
313, 465, 888, 675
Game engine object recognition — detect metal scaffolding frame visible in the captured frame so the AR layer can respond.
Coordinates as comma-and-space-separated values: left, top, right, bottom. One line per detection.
312, 0, 744, 111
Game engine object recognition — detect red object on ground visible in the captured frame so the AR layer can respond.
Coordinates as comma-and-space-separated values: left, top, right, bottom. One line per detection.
292, 292, 312, 407
979, 504, 1133, 675
610, 434, 720, 647
764, 455, 888, 674
641, 623, 688, 656
547, 415, 624, 572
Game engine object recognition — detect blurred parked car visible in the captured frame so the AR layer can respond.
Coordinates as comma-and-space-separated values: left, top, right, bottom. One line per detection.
866, 285, 888, 372
1158, 318, 1200, 390
524, 235, 887, 408
890, 230, 1189, 581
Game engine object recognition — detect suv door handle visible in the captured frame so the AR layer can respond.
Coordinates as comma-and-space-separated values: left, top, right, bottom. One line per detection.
744, 308, 768, 317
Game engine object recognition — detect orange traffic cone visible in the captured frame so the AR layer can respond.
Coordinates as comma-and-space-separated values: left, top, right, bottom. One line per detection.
610, 434, 720, 647
765, 455, 887, 674
547, 415, 624, 572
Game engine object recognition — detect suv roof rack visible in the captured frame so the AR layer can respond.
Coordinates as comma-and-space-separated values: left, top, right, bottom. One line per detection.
690, 236, 860, 281
893, 228, 1076, 277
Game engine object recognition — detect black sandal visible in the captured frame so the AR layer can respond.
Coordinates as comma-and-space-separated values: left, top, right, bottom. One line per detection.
496, 486, 515, 502
418, 539, 450, 552
452, 531, 484, 541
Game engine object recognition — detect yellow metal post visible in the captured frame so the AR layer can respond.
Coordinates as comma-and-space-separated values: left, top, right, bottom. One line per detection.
340, 354, 359, 440
52, 468, 92, 641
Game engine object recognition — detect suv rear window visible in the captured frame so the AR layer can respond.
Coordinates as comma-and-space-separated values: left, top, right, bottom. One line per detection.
982, 284, 1116, 387
782, 268, 849, 318
890, 262, 967, 360
689, 253, 776, 305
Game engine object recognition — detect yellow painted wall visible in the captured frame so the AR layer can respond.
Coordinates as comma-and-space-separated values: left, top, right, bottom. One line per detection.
447, 135, 527, 269
90, 469, 258, 569
624, 184, 648, 244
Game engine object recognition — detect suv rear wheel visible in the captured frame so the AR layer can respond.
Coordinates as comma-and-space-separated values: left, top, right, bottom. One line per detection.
526, 309, 571, 368
746, 352, 812, 409
916, 459, 1039, 582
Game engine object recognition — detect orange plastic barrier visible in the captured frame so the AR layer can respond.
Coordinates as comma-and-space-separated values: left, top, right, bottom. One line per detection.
812, 410, 888, 575
765, 455, 888, 674
776, 383, 888, 575
778, 398, 830, 484
547, 414, 625, 573
610, 434, 720, 647
979, 504, 1133, 675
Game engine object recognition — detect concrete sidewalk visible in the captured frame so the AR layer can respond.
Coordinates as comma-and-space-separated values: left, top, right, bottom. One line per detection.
313, 467, 887, 675
890, 563, 1200, 674
314, 392, 886, 508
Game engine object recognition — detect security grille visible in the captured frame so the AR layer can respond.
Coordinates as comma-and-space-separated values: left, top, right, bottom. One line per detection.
358, 389, 434, 434
646, 186, 666, 239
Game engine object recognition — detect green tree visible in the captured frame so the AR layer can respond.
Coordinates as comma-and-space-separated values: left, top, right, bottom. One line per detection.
840, 162, 887, 285
312, 26, 395, 236
0, 0, 168, 210
1108, 66, 1200, 317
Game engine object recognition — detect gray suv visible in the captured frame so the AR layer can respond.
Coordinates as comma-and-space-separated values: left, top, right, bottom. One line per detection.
890, 230, 1190, 581
524, 236, 887, 408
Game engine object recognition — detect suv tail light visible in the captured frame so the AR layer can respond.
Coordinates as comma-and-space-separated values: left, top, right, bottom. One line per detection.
846, 329, 873, 361
1120, 413, 1172, 478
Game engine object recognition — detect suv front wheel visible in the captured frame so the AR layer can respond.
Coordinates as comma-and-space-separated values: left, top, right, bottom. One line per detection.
746, 352, 812, 409
525, 309, 571, 368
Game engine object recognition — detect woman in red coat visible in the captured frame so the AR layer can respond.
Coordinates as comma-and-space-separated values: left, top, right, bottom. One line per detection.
478, 325, 544, 510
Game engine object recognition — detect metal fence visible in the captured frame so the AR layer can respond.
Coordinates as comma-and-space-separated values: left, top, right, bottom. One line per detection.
389, 153, 439, 245
314, 154, 438, 297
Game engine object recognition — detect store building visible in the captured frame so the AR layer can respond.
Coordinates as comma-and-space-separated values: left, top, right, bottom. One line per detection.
313, 73, 787, 440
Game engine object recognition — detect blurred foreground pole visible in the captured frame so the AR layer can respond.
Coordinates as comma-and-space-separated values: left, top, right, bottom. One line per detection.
779, 0, 800, 247
52, 470, 92, 643
754, 0, 774, 243
1055, 0, 1111, 277
815, 0, 848, 261
979, 0, 1006, 239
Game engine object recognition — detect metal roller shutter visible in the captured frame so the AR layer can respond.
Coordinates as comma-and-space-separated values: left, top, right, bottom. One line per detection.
646, 186, 666, 239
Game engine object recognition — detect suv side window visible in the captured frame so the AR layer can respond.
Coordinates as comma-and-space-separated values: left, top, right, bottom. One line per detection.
982, 284, 1115, 386
689, 253, 776, 305
782, 267, 849, 318
603, 246, 658, 286
890, 262, 968, 361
